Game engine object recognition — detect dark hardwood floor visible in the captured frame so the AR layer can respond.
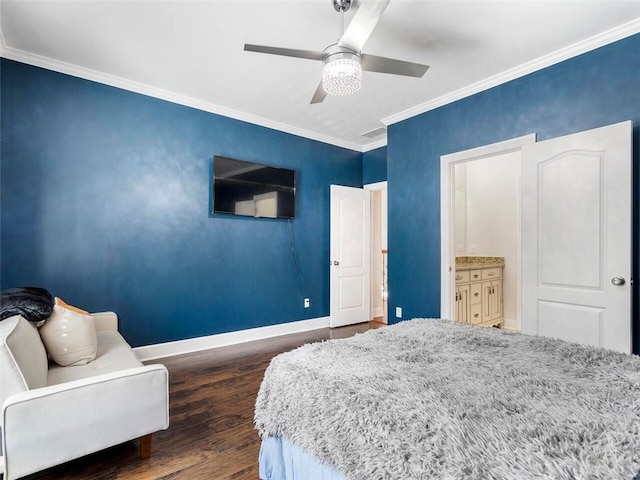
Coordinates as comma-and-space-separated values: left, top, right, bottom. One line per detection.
21, 321, 380, 480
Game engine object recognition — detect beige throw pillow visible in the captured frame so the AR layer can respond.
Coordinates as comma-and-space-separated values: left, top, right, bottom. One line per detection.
39, 305, 97, 366
55, 296, 90, 315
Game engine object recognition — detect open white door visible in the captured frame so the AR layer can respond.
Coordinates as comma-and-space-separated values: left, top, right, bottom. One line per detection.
522, 121, 632, 353
330, 185, 371, 327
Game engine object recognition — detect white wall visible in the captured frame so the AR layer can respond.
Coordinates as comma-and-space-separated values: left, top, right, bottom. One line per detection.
456, 151, 521, 328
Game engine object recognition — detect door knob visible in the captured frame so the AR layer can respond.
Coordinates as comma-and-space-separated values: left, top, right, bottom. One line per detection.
333, 260, 340, 266
611, 277, 625, 286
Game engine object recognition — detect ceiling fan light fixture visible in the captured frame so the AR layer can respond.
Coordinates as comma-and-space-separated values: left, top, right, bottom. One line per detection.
322, 55, 362, 97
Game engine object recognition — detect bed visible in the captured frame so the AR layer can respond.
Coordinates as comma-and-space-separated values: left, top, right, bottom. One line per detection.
254, 318, 640, 480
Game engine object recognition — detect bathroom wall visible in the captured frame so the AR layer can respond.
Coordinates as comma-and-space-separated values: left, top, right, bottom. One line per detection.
455, 151, 522, 329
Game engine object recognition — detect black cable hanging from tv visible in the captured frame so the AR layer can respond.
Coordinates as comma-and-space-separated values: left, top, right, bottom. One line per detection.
287, 219, 309, 300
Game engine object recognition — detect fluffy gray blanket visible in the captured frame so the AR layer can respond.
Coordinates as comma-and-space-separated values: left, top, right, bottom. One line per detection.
255, 318, 640, 479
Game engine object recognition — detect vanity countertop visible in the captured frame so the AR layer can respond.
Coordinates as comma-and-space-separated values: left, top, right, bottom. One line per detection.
455, 256, 504, 270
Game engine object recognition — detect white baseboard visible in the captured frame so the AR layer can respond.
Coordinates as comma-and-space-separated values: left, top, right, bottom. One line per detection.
502, 317, 519, 331
134, 316, 330, 362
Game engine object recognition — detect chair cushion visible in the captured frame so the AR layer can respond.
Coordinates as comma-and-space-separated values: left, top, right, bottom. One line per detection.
0, 316, 48, 406
47, 331, 142, 386
39, 305, 97, 367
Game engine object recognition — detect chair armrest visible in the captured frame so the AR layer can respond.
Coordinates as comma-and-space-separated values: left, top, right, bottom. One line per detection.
2, 364, 169, 480
90, 311, 118, 331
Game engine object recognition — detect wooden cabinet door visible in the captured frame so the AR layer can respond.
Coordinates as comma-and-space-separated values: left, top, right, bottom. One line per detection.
456, 284, 470, 323
490, 280, 503, 320
481, 281, 493, 323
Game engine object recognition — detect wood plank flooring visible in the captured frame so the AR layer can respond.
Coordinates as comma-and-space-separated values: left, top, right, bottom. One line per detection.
21, 322, 379, 480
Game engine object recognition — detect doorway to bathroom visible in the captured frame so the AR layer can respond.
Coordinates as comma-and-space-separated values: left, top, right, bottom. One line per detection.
452, 151, 522, 331
441, 134, 535, 332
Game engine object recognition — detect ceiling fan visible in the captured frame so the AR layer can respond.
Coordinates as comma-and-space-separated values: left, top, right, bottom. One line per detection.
244, 0, 429, 104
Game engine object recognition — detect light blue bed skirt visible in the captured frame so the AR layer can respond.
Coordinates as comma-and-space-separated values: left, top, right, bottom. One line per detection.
259, 436, 347, 480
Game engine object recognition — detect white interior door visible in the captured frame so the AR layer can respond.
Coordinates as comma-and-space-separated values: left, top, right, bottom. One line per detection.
330, 185, 371, 328
521, 121, 632, 353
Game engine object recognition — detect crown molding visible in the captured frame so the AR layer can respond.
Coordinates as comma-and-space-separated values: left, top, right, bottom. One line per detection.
382, 18, 640, 127
362, 138, 388, 152
2, 17, 638, 152
0, 44, 366, 153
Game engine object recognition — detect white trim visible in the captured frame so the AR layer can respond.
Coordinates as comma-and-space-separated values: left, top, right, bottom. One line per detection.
443, 134, 536, 164
502, 317, 518, 332
2, 18, 637, 153
133, 316, 330, 362
0, 46, 364, 153
383, 18, 640, 127
440, 134, 535, 326
364, 180, 388, 191
362, 138, 388, 152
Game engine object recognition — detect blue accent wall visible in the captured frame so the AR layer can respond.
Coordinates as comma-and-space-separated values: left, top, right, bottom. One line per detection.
1, 59, 363, 347
387, 33, 640, 353
363, 146, 387, 184
3, 34, 638, 352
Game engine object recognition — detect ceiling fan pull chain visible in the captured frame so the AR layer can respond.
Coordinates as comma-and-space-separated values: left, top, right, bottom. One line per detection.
339, 10, 344, 42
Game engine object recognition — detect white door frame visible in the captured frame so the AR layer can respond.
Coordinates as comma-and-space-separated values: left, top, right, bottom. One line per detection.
440, 134, 536, 327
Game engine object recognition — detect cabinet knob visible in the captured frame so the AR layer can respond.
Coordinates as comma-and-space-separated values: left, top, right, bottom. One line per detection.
473, 274, 479, 278
474, 313, 479, 318
456, 274, 462, 280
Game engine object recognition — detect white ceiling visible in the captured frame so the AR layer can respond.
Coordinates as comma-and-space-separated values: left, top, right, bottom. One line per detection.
1, 1, 639, 151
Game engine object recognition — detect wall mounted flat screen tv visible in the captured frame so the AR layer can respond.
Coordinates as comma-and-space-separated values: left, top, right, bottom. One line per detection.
212, 156, 296, 219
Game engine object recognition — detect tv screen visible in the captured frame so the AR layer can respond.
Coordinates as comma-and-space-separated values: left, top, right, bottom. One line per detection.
212, 156, 296, 219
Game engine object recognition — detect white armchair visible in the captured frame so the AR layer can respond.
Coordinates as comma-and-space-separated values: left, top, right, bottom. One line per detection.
0, 313, 169, 480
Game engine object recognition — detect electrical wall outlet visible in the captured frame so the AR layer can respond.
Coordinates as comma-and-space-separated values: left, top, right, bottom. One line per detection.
304, 298, 310, 308
395, 307, 402, 318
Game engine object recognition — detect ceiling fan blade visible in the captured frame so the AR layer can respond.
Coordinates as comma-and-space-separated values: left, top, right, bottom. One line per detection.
244, 44, 324, 61
338, 0, 390, 53
310, 81, 328, 104
360, 54, 429, 78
